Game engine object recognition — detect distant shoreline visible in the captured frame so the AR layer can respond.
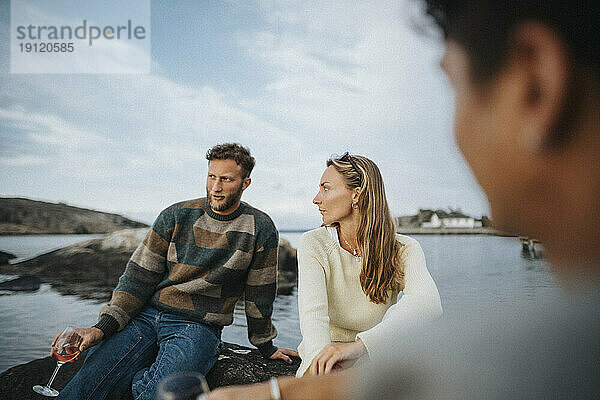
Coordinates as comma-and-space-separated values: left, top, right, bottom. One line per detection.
0, 198, 148, 236
280, 227, 511, 236
0, 231, 108, 236
396, 227, 510, 235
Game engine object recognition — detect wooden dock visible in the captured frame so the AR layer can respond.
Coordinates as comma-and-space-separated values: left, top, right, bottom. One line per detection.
519, 236, 543, 258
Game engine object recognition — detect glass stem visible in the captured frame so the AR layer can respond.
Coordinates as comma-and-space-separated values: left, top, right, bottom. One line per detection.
45, 362, 63, 388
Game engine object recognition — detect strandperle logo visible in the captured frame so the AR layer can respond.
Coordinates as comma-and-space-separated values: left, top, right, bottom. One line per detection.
11, 0, 151, 74
15, 20, 147, 46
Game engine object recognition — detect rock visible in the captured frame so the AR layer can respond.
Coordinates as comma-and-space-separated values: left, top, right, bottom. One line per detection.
0, 250, 16, 265
0, 276, 41, 291
0, 197, 149, 235
0, 342, 300, 400
0, 353, 83, 400
0, 229, 148, 301
278, 238, 298, 295
0, 228, 298, 301
278, 238, 298, 275
206, 342, 300, 387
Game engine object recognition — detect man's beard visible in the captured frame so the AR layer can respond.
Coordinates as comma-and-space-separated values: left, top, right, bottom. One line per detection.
207, 183, 244, 212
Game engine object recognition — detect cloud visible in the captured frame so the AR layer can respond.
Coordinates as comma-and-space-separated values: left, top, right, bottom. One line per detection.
240, 0, 445, 139
0, 108, 107, 149
0, 0, 489, 228
0, 64, 310, 219
0, 154, 51, 166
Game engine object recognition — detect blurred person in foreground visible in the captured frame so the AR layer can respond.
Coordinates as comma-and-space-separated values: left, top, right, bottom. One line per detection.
207, 0, 600, 398
56, 143, 297, 400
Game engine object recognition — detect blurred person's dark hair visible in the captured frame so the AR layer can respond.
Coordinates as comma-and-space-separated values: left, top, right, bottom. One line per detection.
423, 0, 600, 82
206, 143, 255, 178
423, 0, 600, 147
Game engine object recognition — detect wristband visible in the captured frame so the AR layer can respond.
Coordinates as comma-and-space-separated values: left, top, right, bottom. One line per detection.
269, 377, 281, 400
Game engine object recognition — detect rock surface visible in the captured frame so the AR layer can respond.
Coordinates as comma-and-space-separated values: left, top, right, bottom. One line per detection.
0, 342, 300, 400
277, 237, 298, 294
0, 275, 41, 291
0, 250, 16, 265
0, 228, 298, 300
0, 197, 148, 235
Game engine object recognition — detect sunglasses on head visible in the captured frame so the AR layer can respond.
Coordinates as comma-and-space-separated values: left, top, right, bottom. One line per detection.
339, 152, 361, 176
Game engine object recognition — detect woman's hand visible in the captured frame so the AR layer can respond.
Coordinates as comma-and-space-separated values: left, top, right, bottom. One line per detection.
309, 339, 367, 375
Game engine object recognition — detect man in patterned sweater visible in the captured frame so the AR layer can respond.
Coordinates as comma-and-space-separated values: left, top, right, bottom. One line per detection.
57, 143, 298, 400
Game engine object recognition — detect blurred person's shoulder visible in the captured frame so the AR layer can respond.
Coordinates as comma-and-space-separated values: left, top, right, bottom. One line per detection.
354, 293, 600, 399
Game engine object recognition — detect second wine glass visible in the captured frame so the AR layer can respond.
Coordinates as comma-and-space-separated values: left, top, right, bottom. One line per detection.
156, 371, 210, 400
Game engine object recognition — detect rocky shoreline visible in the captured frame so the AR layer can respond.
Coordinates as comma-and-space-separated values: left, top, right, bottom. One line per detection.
0, 342, 300, 400
0, 228, 298, 299
0, 250, 16, 265
0, 198, 149, 235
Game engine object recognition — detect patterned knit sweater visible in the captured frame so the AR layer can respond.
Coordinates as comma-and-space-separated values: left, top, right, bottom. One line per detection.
95, 198, 279, 357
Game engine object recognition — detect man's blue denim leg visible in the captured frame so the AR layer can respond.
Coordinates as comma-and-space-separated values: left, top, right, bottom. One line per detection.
57, 307, 159, 400
131, 311, 222, 400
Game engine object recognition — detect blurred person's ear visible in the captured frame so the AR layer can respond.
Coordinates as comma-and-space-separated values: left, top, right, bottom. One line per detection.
508, 23, 570, 153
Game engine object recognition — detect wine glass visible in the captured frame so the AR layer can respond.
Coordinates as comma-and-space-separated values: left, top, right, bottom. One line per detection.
156, 371, 210, 400
33, 326, 82, 397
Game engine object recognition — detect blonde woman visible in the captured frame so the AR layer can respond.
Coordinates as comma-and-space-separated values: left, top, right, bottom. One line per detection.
296, 153, 443, 377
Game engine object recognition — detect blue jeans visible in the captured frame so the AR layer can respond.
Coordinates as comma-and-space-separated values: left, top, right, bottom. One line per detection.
58, 306, 222, 400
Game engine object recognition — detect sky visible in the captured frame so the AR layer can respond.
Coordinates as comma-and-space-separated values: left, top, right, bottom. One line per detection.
0, 0, 489, 230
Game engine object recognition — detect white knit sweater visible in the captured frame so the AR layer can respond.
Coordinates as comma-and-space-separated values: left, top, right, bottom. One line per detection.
296, 227, 443, 377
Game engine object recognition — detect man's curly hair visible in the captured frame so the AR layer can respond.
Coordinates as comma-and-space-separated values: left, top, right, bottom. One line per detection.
206, 143, 255, 178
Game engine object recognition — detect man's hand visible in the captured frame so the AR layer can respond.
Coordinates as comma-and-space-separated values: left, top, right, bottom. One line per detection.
309, 339, 367, 375
207, 373, 350, 400
51, 327, 104, 353
207, 381, 271, 400
269, 347, 299, 364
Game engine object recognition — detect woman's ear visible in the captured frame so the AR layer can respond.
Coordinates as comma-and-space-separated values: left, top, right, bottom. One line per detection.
511, 23, 570, 150
351, 187, 361, 203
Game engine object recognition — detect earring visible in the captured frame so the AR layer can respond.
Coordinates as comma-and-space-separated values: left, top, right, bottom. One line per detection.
519, 125, 543, 153
352, 203, 358, 209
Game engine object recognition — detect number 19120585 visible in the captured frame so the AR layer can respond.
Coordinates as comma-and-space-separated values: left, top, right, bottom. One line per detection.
19, 42, 74, 52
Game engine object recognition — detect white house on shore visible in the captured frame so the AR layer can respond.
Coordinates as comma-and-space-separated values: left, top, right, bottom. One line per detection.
420, 210, 483, 229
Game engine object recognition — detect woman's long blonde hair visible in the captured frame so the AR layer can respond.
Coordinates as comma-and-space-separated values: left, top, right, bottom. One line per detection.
327, 154, 404, 304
